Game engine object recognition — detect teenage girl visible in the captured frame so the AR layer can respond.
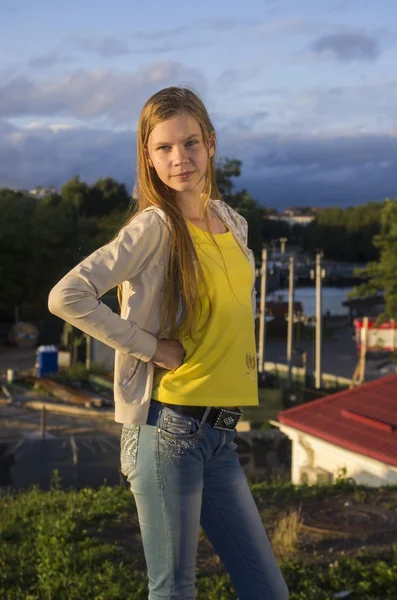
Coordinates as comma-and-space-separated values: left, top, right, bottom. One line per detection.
49, 87, 289, 600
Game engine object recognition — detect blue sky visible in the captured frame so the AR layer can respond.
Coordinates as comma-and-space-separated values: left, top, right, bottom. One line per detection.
1, 0, 396, 207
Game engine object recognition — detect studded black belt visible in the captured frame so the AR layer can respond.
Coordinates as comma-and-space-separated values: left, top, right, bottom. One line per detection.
161, 403, 242, 431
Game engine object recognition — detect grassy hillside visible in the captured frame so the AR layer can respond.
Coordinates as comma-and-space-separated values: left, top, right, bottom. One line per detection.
1, 475, 396, 599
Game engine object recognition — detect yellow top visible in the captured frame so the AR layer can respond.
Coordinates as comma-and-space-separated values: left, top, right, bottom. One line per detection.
151, 220, 258, 407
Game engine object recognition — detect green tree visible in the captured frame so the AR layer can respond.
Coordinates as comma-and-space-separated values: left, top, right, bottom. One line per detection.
83, 177, 131, 218
351, 199, 397, 320
215, 158, 242, 198
92, 210, 127, 249
0, 186, 105, 320
216, 159, 265, 256
301, 201, 382, 262
61, 175, 89, 218
0, 190, 37, 318
28, 200, 82, 312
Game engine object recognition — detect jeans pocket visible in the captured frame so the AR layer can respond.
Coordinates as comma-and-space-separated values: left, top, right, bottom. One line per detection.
158, 408, 202, 458
161, 411, 199, 436
120, 425, 140, 476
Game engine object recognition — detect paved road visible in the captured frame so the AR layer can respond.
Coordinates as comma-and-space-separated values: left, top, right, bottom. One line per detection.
264, 328, 395, 381
0, 335, 394, 386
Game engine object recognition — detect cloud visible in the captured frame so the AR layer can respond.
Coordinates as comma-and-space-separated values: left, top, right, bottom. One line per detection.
310, 31, 381, 62
327, 0, 374, 13
249, 16, 316, 37
28, 51, 75, 69
239, 131, 397, 172
0, 63, 206, 123
132, 18, 254, 40
214, 110, 269, 131
69, 19, 254, 58
65, 17, 323, 62
0, 121, 134, 189
1, 119, 396, 207
224, 131, 397, 205
216, 65, 267, 92
204, 18, 256, 32
240, 79, 397, 133
72, 35, 208, 58
132, 25, 189, 41
73, 37, 132, 58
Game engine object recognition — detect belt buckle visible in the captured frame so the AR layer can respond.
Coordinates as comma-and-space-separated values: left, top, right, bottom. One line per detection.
213, 408, 241, 431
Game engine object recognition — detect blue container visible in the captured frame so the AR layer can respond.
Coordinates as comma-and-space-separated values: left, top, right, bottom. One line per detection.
37, 345, 58, 377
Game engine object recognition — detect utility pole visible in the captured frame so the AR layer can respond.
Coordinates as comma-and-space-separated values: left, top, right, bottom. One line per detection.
40, 406, 47, 441
85, 334, 92, 371
258, 248, 267, 374
315, 252, 325, 389
279, 237, 287, 255
358, 316, 369, 384
351, 316, 369, 388
287, 256, 295, 387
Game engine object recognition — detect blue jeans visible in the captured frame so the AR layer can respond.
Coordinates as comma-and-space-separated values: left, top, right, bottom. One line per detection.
121, 400, 289, 600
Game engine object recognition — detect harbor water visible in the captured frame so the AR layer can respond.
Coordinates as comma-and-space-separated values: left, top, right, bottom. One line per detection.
268, 287, 352, 317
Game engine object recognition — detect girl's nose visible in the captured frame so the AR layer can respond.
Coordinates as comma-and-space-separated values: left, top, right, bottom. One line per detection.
173, 146, 189, 165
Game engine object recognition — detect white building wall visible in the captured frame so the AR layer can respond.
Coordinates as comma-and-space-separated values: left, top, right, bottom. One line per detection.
275, 423, 397, 487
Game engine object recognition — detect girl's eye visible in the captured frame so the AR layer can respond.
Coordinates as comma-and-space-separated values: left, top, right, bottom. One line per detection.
186, 140, 198, 147
158, 145, 171, 151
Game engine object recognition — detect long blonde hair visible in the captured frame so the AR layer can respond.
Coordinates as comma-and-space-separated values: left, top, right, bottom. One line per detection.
118, 87, 222, 340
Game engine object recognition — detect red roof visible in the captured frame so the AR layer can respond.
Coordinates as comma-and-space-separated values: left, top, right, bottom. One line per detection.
278, 374, 397, 467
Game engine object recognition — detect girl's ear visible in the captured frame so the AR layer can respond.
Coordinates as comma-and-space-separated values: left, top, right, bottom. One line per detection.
145, 147, 153, 168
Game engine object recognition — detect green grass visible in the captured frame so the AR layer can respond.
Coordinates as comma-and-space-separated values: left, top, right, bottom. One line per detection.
1, 476, 397, 599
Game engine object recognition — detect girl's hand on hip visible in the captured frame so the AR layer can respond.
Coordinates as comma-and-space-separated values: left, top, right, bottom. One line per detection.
152, 338, 186, 371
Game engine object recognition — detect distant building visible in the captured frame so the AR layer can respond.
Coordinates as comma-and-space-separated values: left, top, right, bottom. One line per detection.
272, 374, 397, 487
283, 208, 302, 216
267, 214, 315, 227
29, 186, 57, 198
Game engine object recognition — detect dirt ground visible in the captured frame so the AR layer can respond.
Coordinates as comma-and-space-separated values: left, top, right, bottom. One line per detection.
104, 485, 397, 575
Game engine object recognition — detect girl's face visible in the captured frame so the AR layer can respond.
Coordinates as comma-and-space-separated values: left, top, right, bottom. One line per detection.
147, 113, 214, 197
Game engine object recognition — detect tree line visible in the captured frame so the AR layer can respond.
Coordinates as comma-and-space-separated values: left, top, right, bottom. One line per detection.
300, 202, 383, 262
0, 160, 395, 321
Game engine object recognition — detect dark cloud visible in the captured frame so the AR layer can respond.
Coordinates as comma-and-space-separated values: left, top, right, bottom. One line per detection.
0, 122, 134, 190
222, 131, 397, 206
311, 31, 381, 62
243, 132, 396, 171
0, 63, 206, 123
1, 121, 396, 208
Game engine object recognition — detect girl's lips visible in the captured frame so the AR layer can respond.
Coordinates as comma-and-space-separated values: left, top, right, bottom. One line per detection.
174, 171, 194, 179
